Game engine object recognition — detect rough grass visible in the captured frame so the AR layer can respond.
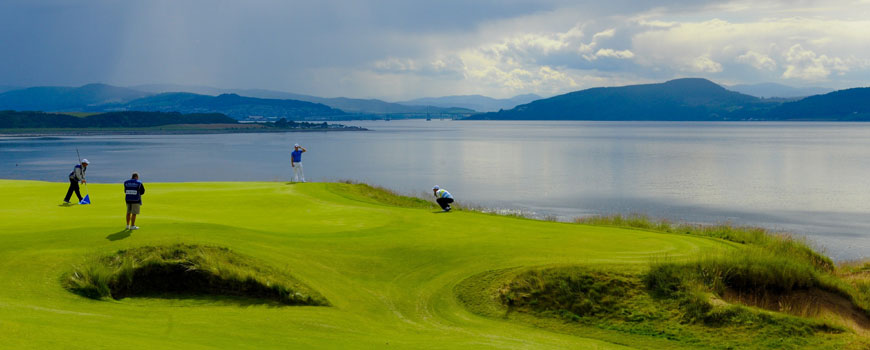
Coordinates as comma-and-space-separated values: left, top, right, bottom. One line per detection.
64, 244, 328, 306
335, 180, 537, 216
838, 260, 870, 310
484, 216, 870, 349
500, 267, 636, 320
576, 214, 834, 271
335, 180, 438, 209
645, 251, 867, 317
495, 266, 851, 350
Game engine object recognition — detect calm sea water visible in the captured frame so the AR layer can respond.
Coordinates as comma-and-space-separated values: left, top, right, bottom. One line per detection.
2, 120, 869, 260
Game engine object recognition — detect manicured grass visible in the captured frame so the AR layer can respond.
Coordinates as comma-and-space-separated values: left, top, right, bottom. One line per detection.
0, 180, 859, 349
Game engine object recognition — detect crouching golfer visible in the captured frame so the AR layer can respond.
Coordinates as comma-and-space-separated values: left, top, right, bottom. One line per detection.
433, 185, 454, 212
124, 172, 145, 230
63, 159, 88, 204
291, 143, 306, 182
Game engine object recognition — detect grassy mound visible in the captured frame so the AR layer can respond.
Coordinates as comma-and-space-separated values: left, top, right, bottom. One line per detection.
500, 267, 638, 320
64, 244, 328, 306
493, 265, 860, 349
645, 249, 870, 333
459, 219, 870, 349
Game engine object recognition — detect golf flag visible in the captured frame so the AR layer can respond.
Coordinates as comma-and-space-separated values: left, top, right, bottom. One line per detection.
79, 195, 91, 205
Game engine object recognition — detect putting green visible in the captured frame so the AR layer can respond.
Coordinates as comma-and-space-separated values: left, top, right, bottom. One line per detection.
0, 180, 729, 349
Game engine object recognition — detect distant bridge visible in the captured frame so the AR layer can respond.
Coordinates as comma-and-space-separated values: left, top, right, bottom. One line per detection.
347, 111, 480, 119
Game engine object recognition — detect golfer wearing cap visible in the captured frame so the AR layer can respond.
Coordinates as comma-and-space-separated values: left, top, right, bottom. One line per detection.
291, 144, 307, 183
124, 172, 145, 230
432, 185, 454, 212
63, 159, 88, 204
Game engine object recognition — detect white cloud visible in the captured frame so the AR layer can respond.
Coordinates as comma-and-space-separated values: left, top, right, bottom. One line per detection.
592, 48, 635, 59
781, 44, 848, 80
691, 56, 723, 73
592, 28, 616, 40
632, 17, 870, 80
737, 51, 777, 70
365, 24, 642, 97
312, 2, 870, 98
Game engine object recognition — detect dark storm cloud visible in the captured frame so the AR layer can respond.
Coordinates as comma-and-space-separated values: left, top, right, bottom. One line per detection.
0, 0, 867, 98
0, 0, 558, 86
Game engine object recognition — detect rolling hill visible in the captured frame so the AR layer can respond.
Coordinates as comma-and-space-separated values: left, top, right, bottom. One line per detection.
468, 78, 774, 121
0, 83, 149, 111
0, 84, 472, 118
134, 84, 475, 115
0, 85, 21, 93
728, 82, 833, 99
104, 92, 347, 120
765, 87, 870, 120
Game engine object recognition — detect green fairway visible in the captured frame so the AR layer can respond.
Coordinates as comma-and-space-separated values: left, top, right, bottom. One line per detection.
0, 180, 797, 349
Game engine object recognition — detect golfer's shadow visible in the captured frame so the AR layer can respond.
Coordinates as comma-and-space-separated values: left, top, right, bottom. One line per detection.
106, 229, 131, 241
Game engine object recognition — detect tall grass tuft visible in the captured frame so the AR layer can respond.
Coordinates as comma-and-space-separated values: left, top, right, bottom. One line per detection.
499, 267, 637, 321
645, 248, 870, 323
335, 180, 438, 209
576, 214, 833, 271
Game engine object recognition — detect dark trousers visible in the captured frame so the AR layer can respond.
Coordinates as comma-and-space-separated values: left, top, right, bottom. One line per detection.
436, 197, 454, 210
64, 178, 82, 202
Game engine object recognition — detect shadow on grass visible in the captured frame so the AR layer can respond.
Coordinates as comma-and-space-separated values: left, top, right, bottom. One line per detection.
106, 230, 130, 241
64, 244, 329, 307
124, 293, 295, 308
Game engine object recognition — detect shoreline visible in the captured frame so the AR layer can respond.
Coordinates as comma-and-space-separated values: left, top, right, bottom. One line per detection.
0, 126, 368, 137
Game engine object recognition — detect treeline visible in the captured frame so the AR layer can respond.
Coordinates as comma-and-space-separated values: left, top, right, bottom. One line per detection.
272, 118, 329, 129
0, 111, 237, 128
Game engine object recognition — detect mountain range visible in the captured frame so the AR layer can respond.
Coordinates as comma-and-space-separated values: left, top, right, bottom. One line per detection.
0, 84, 149, 111
132, 84, 477, 115
0, 84, 489, 119
0, 84, 479, 120
1, 80, 867, 122
94, 92, 346, 120
469, 78, 869, 121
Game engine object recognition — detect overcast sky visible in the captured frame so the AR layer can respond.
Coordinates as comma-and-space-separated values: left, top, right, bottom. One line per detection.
1, 0, 868, 99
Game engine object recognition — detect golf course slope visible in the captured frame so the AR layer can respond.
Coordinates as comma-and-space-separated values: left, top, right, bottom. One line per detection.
0, 180, 867, 349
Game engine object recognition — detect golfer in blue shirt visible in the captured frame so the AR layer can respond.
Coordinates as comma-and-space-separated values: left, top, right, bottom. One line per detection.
124, 172, 145, 230
291, 144, 307, 182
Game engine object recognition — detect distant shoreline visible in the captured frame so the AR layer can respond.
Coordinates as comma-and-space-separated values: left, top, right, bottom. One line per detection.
0, 125, 367, 137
